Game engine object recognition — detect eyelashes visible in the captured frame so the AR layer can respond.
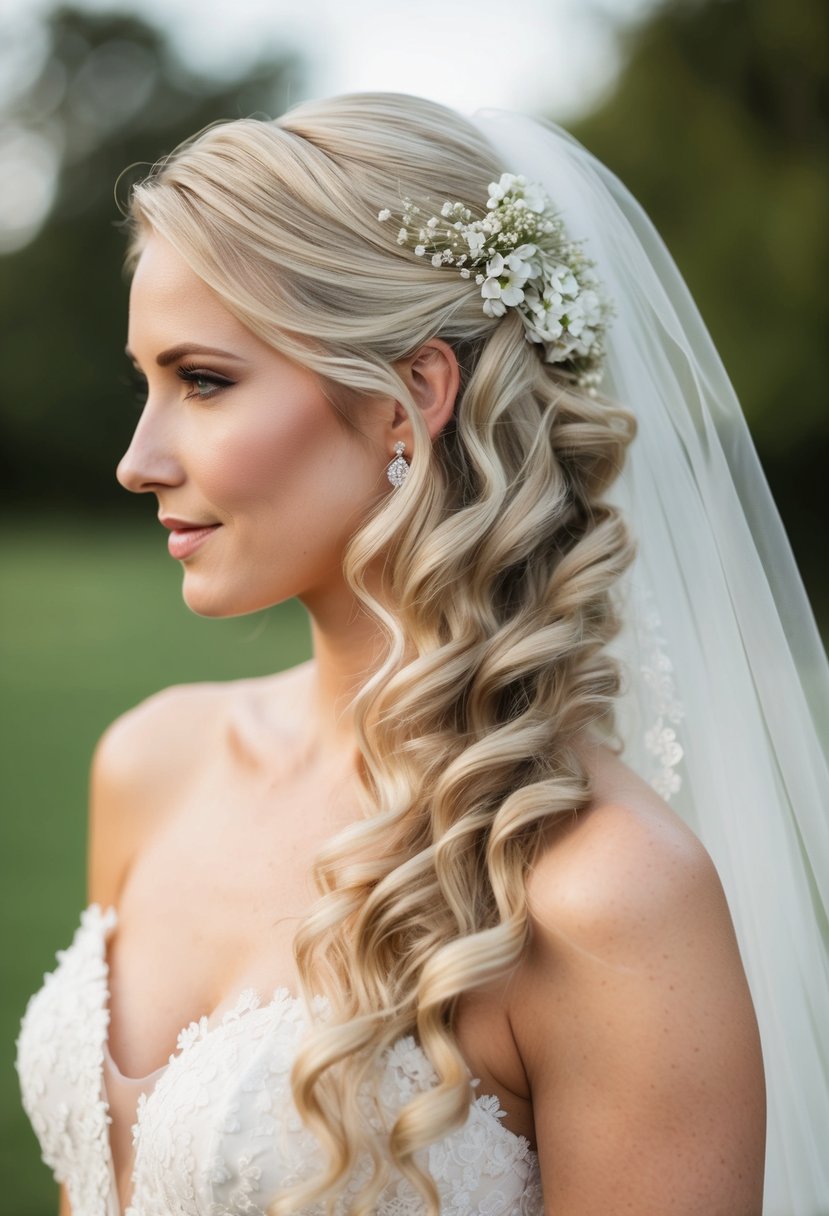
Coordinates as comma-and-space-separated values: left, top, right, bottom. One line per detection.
175, 362, 236, 400
123, 362, 236, 406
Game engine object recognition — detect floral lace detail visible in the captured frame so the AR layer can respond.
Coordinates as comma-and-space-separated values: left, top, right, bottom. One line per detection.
636, 593, 685, 799
16, 905, 543, 1216
15, 903, 118, 1216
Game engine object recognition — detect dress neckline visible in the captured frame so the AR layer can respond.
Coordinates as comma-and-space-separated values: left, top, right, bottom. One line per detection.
96, 900, 305, 1085
78, 900, 537, 1214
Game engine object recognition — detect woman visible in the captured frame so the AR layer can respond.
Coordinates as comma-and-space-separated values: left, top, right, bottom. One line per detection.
15, 92, 828, 1216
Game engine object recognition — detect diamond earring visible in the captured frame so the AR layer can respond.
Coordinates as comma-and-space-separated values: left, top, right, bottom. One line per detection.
386, 440, 409, 488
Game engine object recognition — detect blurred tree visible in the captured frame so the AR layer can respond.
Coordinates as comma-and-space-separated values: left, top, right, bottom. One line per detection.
0, 5, 302, 509
570, 0, 829, 620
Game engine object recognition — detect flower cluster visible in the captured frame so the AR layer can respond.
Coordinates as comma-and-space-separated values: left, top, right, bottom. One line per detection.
378, 173, 613, 390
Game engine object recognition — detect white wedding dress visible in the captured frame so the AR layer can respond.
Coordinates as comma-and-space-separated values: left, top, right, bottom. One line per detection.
15, 903, 544, 1216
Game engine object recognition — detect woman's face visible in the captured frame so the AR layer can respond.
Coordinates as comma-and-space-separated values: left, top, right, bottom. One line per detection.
118, 233, 390, 618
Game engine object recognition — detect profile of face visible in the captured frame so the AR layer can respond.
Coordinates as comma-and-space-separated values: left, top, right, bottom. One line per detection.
118, 234, 395, 619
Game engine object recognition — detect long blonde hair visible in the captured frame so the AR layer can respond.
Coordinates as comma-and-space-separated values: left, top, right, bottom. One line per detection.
125, 92, 637, 1215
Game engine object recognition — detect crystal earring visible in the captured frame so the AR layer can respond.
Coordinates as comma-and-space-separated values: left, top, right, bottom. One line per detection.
386, 440, 409, 488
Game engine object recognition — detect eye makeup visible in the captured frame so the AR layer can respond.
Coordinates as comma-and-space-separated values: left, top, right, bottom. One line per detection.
175, 362, 236, 400
123, 359, 236, 406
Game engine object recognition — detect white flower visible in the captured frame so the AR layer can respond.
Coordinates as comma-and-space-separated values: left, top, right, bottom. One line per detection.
501, 282, 526, 306
504, 249, 537, 287
482, 250, 531, 309
487, 172, 521, 206
550, 265, 578, 297
377, 208, 391, 221
482, 296, 507, 317
465, 229, 486, 256
510, 242, 539, 268
384, 172, 610, 381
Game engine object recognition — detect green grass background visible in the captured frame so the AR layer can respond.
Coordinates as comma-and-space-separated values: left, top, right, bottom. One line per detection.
1, 519, 312, 1215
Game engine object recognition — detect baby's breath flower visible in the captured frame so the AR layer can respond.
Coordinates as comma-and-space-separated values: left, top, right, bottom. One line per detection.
377, 171, 612, 388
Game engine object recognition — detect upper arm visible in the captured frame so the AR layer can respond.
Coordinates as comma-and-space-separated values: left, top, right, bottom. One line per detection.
58, 1182, 71, 1216
86, 682, 224, 907
513, 802, 766, 1216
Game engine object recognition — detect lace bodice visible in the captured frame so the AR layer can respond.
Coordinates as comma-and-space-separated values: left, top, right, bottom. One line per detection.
15, 904, 543, 1216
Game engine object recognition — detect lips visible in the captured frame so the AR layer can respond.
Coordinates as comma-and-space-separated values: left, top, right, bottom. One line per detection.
164, 522, 221, 560
159, 516, 219, 531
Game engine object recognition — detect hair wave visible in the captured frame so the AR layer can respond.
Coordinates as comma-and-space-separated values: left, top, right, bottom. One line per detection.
125, 92, 637, 1215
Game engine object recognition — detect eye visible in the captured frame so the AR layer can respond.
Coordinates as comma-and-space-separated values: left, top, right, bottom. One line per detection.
176, 363, 235, 400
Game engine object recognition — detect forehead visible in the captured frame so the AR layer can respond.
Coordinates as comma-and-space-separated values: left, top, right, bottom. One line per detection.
130, 232, 205, 301
128, 233, 249, 349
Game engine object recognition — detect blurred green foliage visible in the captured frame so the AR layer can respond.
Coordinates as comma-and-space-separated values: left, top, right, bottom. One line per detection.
569, 0, 829, 623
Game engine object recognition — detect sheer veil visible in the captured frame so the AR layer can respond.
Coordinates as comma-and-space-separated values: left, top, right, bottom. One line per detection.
469, 109, 829, 1216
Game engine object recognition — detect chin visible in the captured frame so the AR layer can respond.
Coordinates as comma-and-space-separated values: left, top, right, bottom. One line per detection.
181, 581, 255, 619
180, 574, 290, 619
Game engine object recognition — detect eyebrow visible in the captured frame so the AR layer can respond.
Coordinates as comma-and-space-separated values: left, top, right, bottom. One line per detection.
124, 343, 248, 367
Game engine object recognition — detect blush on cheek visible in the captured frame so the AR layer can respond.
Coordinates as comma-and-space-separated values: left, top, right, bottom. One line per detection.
194, 382, 374, 551
197, 383, 321, 504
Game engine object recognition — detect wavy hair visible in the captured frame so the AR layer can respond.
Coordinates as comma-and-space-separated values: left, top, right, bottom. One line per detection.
124, 92, 637, 1215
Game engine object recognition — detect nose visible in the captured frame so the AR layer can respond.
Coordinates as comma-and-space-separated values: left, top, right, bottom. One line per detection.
116, 406, 184, 494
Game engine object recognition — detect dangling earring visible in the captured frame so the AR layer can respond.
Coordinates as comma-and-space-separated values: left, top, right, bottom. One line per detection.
386, 440, 409, 488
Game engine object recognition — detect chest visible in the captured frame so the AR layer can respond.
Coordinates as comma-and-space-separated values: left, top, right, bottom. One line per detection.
105, 757, 351, 1080
103, 736, 534, 1146
16, 905, 544, 1216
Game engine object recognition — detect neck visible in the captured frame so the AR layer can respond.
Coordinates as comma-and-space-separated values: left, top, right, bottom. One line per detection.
300, 573, 389, 761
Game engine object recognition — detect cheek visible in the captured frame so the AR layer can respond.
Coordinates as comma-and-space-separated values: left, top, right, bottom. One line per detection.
193, 394, 378, 542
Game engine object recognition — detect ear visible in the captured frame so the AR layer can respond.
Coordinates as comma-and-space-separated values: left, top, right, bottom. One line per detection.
388, 338, 459, 451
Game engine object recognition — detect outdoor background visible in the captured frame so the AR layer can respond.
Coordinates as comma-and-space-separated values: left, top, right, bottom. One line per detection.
2, 0, 827, 1211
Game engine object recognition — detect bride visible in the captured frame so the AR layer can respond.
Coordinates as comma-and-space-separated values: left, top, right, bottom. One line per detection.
16, 92, 828, 1216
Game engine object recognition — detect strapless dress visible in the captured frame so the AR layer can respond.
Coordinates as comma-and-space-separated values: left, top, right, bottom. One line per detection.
15, 903, 543, 1215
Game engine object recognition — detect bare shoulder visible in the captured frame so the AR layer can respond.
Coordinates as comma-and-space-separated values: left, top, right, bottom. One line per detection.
511, 740, 766, 1214
92, 680, 228, 789
87, 662, 313, 906
524, 766, 726, 964
87, 679, 228, 906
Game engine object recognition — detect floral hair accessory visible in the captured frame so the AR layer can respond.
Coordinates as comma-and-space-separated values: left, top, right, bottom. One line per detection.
378, 173, 613, 391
